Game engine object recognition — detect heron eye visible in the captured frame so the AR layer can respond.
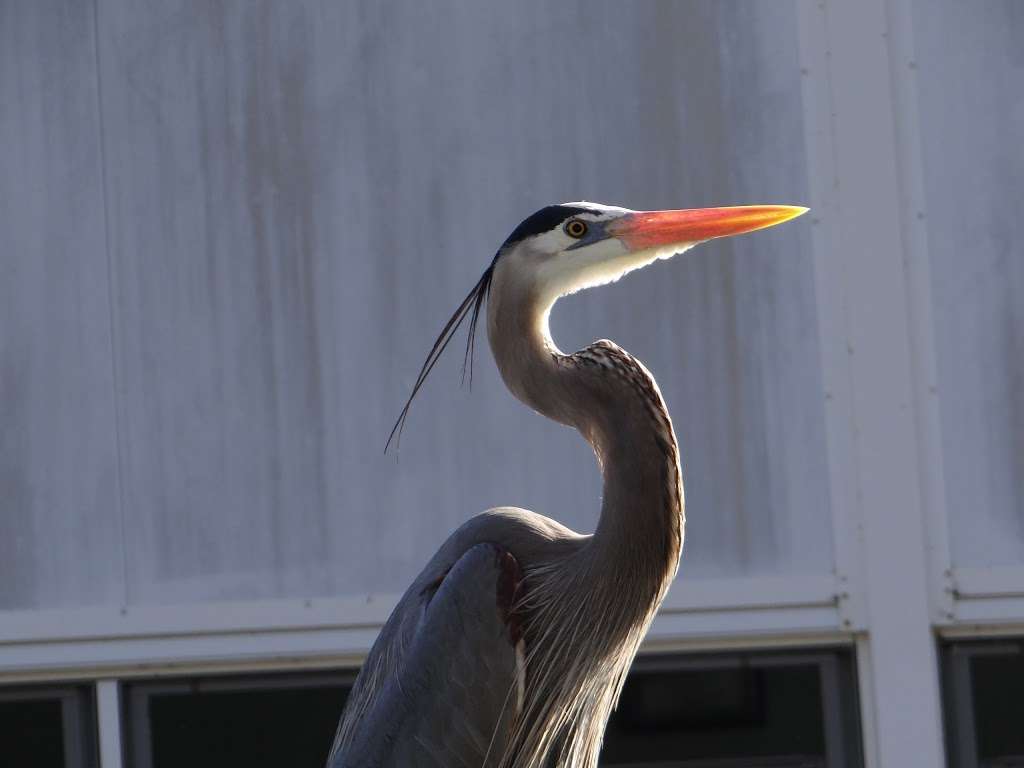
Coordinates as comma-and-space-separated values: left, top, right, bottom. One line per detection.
565, 219, 588, 239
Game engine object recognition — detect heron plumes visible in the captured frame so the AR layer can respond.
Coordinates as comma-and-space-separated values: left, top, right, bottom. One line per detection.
385, 263, 494, 452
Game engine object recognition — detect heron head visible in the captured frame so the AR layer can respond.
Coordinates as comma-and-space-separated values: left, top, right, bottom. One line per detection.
386, 200, 806, 451
492, 201, 808, 308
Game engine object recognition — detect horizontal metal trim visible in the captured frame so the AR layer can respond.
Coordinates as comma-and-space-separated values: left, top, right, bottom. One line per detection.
937, 621, 1024, 640
0, 576, 845, 682
0, 621, 851, 686
0, 594, 391, 645
949, 596, 1024, 626
950, 566, 1024, 600
660, 574, 841, 613
0, 573, 842, 646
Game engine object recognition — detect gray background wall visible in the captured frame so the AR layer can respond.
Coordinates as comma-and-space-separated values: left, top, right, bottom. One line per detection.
911, 0, 1024, 569
1, 0, 1020, 618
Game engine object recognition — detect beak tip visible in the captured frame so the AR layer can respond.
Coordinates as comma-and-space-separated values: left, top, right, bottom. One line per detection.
764, 204, 810, 229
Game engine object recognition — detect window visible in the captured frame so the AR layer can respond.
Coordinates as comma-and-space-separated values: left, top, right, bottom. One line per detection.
943, 639, 1024, 768
120, 648, 861, 767
0, 684, 96, 768
122, 672, 352, 768
601, 650, 863, 767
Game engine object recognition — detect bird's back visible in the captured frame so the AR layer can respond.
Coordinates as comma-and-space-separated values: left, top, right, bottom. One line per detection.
327, 507, 583, 767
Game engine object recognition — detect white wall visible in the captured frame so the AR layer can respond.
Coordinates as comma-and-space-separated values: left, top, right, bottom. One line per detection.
911, 0, 1024, 571
1, 0, 832, 611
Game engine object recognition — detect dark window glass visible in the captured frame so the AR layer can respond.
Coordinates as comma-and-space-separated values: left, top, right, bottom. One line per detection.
0, 685, 96, 768
124, 649, 861, 768
943, 639, 1024, 768
601, 650, 863, 767
123, 672, 352, 768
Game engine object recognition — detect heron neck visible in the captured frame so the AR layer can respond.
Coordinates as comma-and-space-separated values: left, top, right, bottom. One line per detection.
487, 286, 683, 585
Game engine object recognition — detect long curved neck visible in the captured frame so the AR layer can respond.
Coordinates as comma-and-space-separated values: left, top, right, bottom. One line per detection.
486, 274, 683, 581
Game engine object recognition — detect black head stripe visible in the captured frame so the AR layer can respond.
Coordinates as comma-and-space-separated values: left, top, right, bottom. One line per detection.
499, 205, 596, 250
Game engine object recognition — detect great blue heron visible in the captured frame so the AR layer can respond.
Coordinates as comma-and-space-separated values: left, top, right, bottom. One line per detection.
328, 201, 807, 768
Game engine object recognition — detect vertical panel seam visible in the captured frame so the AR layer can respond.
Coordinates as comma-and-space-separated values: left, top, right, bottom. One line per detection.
91, 0, 130, 610
798, 0, 870, 629
881, 0, 955, 625
817, 0, 947, 764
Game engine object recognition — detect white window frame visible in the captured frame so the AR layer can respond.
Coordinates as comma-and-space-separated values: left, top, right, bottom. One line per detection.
0, 682, 96, 768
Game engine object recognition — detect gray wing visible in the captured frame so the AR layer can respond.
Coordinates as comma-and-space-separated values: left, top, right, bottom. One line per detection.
329, 543, 525, 768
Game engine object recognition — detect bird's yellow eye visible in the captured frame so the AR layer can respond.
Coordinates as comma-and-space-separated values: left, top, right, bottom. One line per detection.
565, 219, 588, 239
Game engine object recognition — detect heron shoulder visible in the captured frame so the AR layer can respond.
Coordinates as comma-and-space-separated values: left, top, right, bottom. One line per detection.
444, 506, 586, 567
473, 506, 582, 542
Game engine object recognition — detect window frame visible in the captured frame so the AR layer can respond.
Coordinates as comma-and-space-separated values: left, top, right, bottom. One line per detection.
121, 670, 355, 768
941, 638, 1024, 768
615, 649, 864, 768
0, 683, 97, 768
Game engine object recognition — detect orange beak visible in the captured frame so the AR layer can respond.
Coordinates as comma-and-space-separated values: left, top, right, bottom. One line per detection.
607, 205, 808, 251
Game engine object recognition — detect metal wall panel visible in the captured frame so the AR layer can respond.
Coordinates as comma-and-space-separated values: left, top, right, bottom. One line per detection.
912, 0, 1024, 569
6, 0, 832, 610
95, 1, 340, 603
0, 0, 124, 609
